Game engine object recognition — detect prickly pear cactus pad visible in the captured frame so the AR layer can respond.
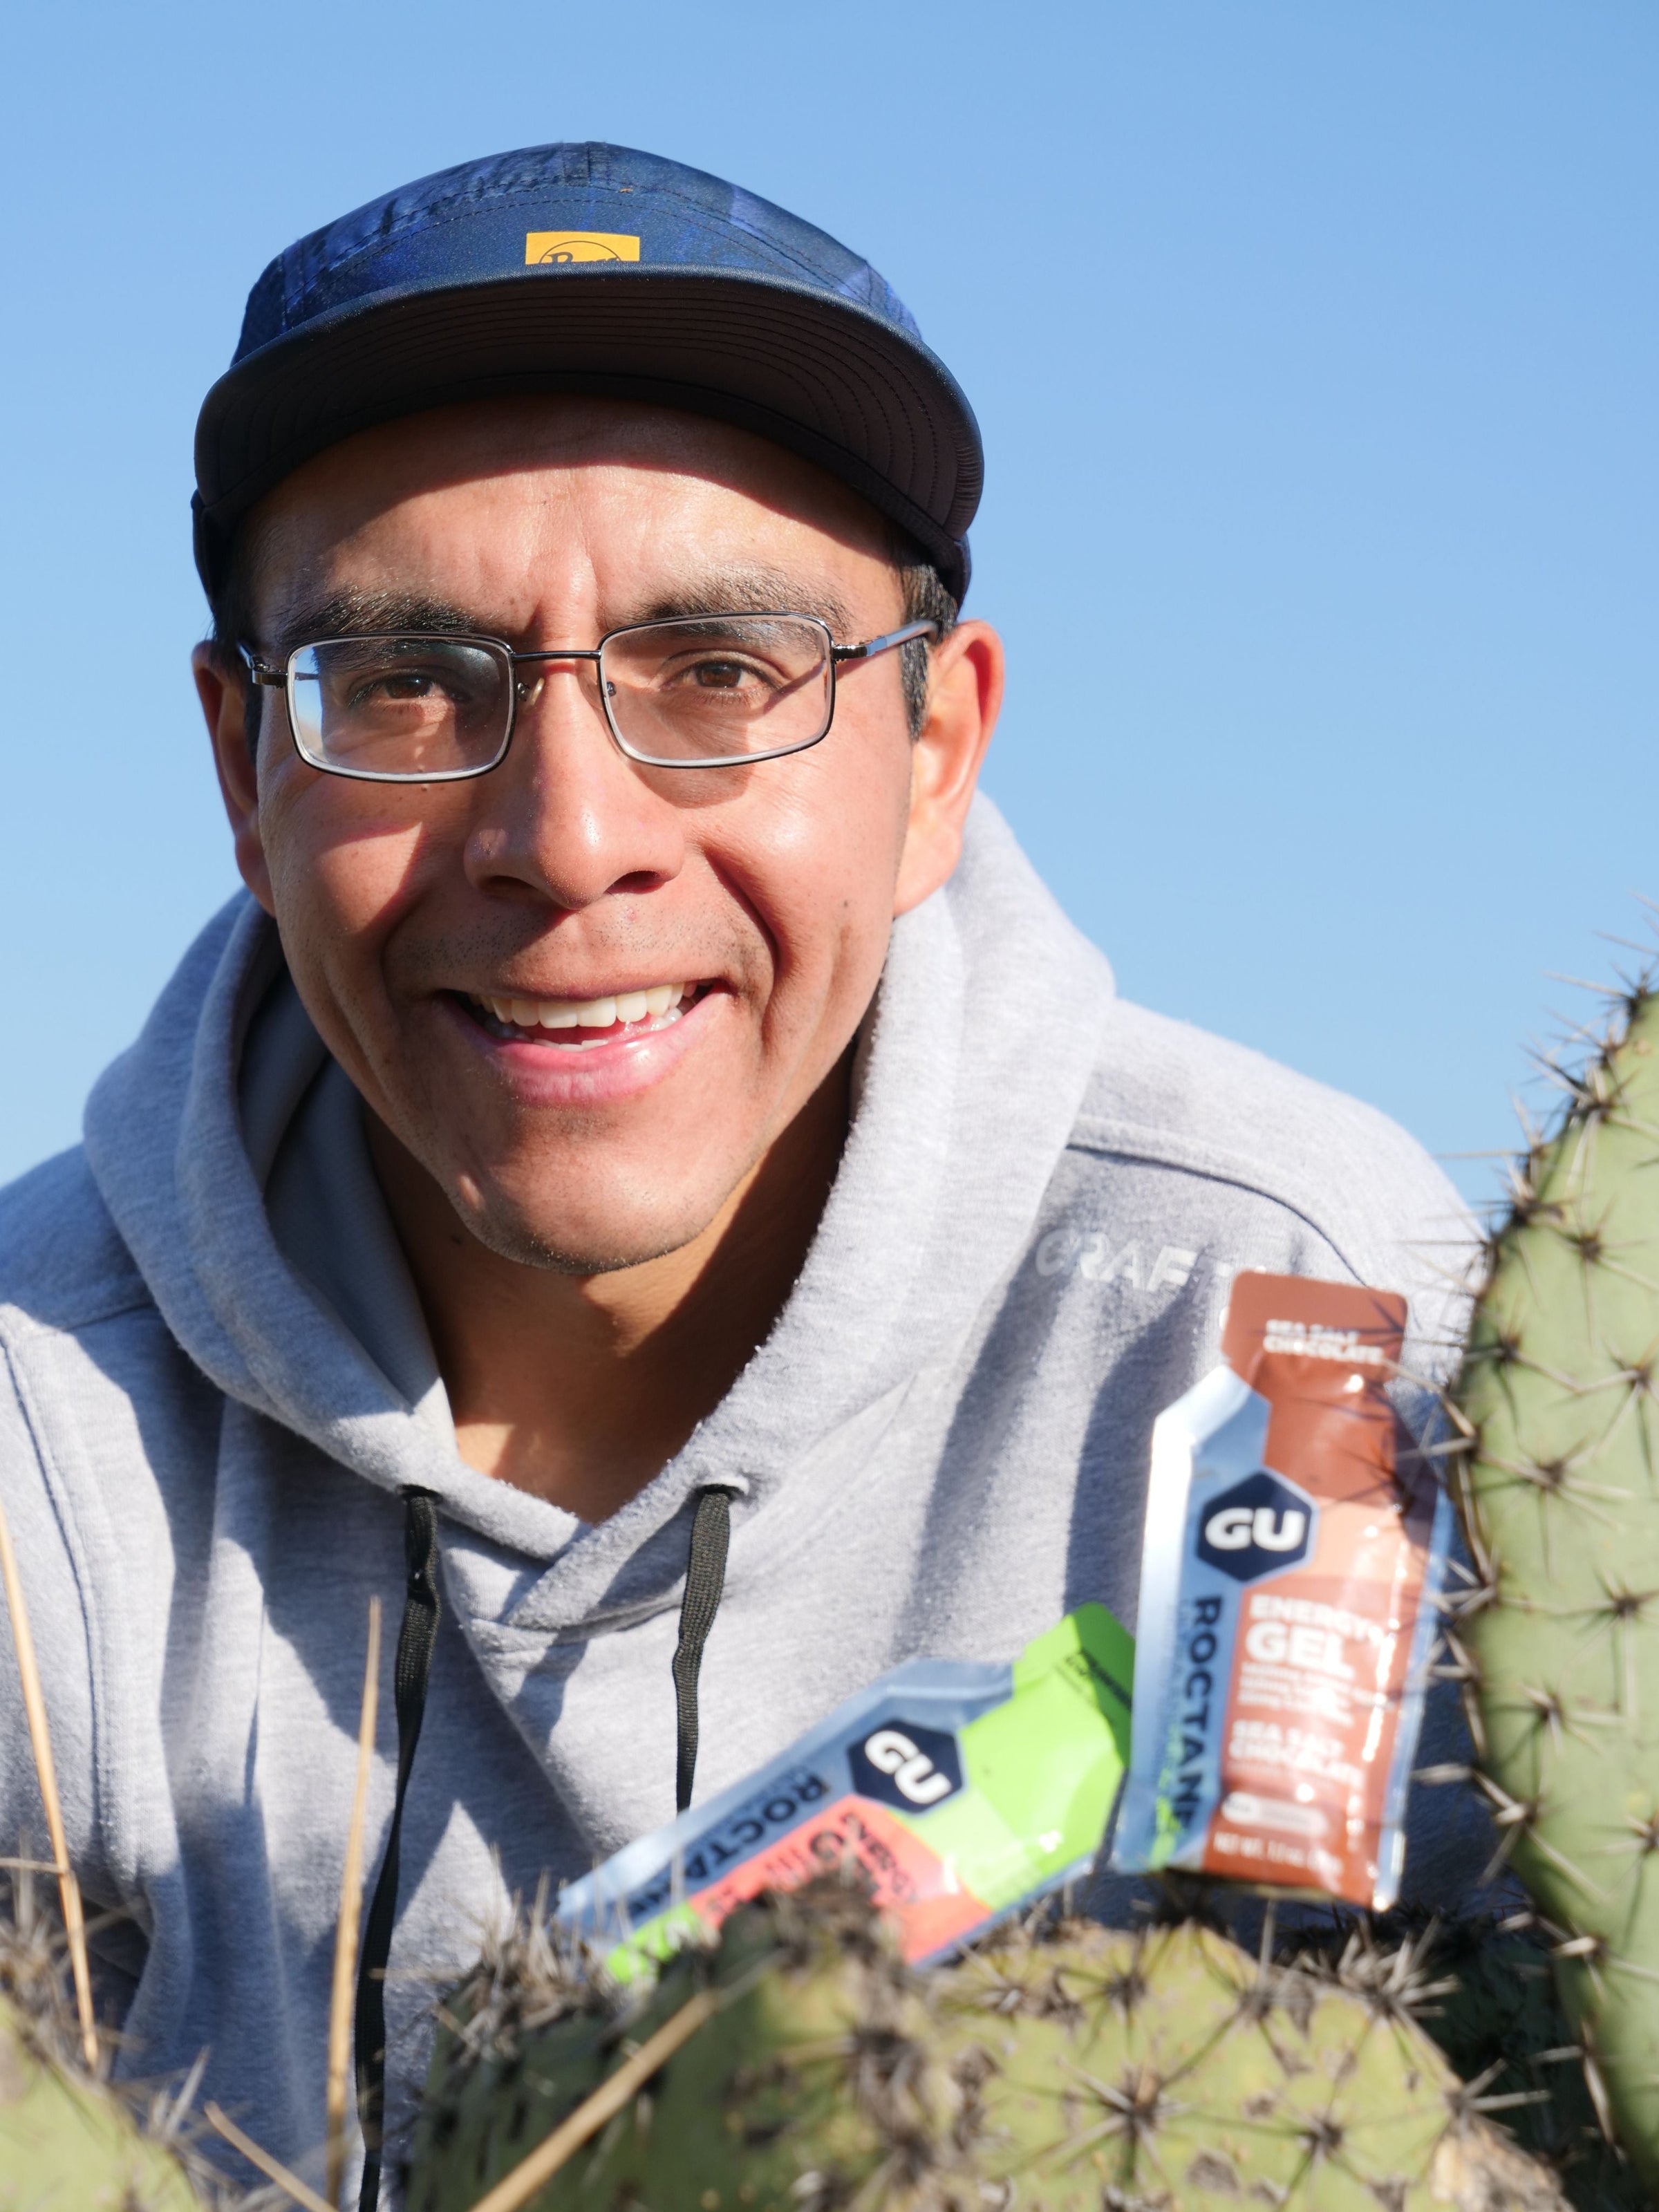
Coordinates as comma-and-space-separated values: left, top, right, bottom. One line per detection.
937, 1915, 1559, 2211
406, 1882, 1566, 2211
409, 1879, 954, 2212
411, 1906, 615, 2209
0, 1991, 206, 2211
0, 1873, 212, 2211
1452, 982, 1659, 2186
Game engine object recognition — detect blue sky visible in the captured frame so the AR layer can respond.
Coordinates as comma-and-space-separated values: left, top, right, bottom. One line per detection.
3, 1, 1654, 1206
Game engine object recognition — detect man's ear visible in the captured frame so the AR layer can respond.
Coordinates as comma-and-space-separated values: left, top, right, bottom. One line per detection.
193, 643, 276, 916
893, 619, 1004, 917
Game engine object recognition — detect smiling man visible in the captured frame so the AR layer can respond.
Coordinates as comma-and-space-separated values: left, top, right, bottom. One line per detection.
205, 396, 991, 1530
0, 143, 1481, 2202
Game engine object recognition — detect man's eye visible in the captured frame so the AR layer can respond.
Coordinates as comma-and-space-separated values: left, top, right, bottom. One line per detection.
348, 668, 452, 708
687, 658, 756, 691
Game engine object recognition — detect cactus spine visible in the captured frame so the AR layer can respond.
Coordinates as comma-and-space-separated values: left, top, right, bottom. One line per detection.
1451, 981, 1659, 2185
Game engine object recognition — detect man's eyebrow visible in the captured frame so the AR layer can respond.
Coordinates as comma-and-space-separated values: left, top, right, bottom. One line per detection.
267, 574, 861, 655
268, 590, 478, 657
627, 571, 856, 637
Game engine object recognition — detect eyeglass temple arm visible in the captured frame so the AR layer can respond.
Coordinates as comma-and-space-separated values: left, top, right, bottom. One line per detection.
831, 619, 937, 665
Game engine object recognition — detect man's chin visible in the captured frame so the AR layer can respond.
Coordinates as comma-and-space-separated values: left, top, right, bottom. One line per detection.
445, 1181, 724, 1278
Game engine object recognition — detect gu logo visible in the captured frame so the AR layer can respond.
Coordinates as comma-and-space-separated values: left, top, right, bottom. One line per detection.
849, 1721, 964, 1812
1197, 1470, 1316, 1582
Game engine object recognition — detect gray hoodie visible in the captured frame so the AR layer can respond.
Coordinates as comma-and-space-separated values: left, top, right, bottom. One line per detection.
0, 799, 1487, 2200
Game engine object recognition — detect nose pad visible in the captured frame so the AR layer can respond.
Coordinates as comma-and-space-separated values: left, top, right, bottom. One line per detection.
514, 673, 546, 710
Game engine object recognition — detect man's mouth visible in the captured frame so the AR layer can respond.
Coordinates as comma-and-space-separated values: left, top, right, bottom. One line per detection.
462, 982, 702, 1049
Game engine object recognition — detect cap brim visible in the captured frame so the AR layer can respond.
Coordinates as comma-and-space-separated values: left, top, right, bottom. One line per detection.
194, 267, 979, 601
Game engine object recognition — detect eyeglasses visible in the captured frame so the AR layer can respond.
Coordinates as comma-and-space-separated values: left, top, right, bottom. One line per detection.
239, 612, 936, 782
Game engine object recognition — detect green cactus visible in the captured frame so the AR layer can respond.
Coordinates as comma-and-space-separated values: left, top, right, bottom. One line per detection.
0, 1994, 205, 2212
0, 1874, 212, 2211
1450, 980, 1659, 2188
937, 1913, 1564, 2211
0, 1990, 205, 2211
406, 1882, 1567, 2211
410, 1880, 953, 2212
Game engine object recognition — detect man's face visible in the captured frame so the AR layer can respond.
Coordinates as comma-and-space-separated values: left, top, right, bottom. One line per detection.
200, 399, 998, 1272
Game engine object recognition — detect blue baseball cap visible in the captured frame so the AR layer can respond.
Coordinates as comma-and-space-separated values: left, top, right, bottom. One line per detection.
193, 142, 981, 606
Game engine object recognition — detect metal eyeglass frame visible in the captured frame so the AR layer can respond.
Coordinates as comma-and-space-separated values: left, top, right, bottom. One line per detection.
238, 613, 938, 782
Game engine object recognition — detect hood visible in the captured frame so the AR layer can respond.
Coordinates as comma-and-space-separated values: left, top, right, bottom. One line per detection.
83, 796, 1114, 1627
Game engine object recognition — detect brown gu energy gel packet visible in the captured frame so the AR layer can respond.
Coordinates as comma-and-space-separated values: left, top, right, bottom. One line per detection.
1111, 1271, 1450, 1909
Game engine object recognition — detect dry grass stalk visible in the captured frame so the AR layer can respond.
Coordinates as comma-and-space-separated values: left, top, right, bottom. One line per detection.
0, 1481, 98, 2067
463, 1986, 717, 2212
206, 2100, 338, 2212
326, 1596, 382, 2209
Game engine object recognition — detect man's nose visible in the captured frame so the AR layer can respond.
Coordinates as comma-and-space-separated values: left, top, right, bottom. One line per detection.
460, 657, 686, 910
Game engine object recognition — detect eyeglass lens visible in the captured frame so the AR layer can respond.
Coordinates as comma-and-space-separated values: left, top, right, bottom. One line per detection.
287, 616, 836, 778
289, 637, 509, 778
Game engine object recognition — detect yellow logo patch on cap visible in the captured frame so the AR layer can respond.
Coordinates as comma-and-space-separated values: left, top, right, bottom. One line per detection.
525, 232, 641, 265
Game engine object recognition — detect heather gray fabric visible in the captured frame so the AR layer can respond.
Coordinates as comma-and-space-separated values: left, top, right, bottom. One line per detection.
0, 798, 1486, 2203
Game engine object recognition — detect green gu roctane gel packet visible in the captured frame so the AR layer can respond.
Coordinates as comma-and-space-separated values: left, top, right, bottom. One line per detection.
556, 1605, 1134, 1978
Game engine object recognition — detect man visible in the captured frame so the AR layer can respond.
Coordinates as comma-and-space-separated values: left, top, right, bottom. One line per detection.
0, 142, 1479, 2200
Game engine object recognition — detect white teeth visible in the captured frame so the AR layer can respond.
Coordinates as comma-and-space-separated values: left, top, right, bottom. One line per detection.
473, 984, 691, 1035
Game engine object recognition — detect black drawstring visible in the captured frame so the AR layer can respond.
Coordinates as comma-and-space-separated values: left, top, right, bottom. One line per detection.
355, 1489, 441, 2212
673, 1486, 736, 1813
349, 1479, 733, 2206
